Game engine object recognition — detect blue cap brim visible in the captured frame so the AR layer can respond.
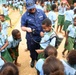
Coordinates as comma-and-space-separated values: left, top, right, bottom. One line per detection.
27, 5, 35, 10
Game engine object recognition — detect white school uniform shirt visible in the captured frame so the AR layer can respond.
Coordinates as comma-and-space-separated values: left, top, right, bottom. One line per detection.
64, 10, 74, 22
40, 31, 56, 49
0, 52, 5, 69
0, 31, 7, 52
20, 1, 23, 5
35, 59, 44, 75
1, 21, 9, 36
9, 1, 12, 4
58, 5, 67, 15
19, 5, 23, 11
61, 60, 76, 75
35, 4, 44, 11
44, 1, 51, 6
7, 35, 21, 48
2, 7, 8, 16
67, 25, 76, 38
48, 11, 57, 26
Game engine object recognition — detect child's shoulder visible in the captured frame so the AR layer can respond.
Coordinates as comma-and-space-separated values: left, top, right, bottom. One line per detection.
35, 59, 45, 70
61, 59, 76, 75
8, 35, 13, 42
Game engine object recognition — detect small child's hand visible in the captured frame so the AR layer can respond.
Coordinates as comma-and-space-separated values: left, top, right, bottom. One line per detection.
40, 32, 44, 37
10, 26, 12, 28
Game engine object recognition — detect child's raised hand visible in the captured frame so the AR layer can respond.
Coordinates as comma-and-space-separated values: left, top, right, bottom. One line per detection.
40, 32, 44, 37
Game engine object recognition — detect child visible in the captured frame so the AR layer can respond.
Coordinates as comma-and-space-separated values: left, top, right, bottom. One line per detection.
2, 4, 12, 26
0, 62, 19, 75
35, 45, 58, 75
0, 23, 13, 62
7, 29, 21, 66
36, 18, 56, 59
56, 2, 67, 33
61, 50, 76, 75
45, 0, 51, 12
43, 56, 64, 75
40, 18, 56, 49
63, 5, 74, 36
35, 0, 45, 12
0, 14, 12, 36
19, 3, 23, 16
48, 4, 57, 28
62, 17, 76, 57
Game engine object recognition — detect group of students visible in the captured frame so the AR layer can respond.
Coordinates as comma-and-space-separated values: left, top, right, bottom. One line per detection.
36, 45, 76, 75
1, 0, 24, 27
0, 14, 22, 70
1, 0, 76, 75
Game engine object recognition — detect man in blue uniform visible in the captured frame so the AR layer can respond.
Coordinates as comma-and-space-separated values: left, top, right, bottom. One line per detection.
21, 0, 47, 68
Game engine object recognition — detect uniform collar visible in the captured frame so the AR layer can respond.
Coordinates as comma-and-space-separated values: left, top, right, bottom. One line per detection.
27, 9, 40, 15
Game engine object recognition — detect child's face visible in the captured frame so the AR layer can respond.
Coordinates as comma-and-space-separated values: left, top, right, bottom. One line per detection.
15, 32, 21, 40
73, 19, 76, 26
74, 3, 76, 7
41, 3, 44, 7
0, 16, 4, 22
42, 24, 52, 32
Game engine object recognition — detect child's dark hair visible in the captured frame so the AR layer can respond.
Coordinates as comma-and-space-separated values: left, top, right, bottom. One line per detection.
42, 18, 52, 26
44, 45, 57, 58
67, 50, 76, 66
74, 9, 76, 14
40, 0, 44, 4
12, 29, 20, 37
73, 17, 76, 21
43, 56, 64, 75
0, 62, 19, 75
70, 5, 74, 10
51, 4, 57, 11
0, 14, 5, 18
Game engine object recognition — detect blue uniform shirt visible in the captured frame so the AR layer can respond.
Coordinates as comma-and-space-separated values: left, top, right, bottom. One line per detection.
21, 9, 47, 41
7, 35, 21, 48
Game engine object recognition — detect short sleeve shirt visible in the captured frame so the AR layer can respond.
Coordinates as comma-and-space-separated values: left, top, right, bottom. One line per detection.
7, 35, 21, 48
67, 25, 76, 38
1, 21, 9, 35
35, 59, 45, 75
21, 9, 47, 40
40, 31, 56, 49
0, 31, 7, 52
48, 11, 57, 26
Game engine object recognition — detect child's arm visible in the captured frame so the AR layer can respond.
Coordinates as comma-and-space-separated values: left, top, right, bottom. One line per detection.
0, 40, 9, 51
36, 49, 44, 54
1, 57, 7, 63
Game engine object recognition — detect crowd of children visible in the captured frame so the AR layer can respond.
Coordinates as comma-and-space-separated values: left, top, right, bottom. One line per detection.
1, 0, 76, 75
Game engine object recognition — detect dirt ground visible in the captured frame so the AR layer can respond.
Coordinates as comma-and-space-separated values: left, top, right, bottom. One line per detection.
14, 18, 66, 75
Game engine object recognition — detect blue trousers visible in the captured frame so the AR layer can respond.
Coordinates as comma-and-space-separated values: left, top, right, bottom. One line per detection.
27, 39, 40, 60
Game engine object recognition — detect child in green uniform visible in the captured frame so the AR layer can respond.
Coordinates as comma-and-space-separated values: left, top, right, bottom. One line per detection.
0, 14, 12, 36
2, 4, 12, 26
35, 45, 58, 75
62, 17, 76, 57
56, 2, 67, 33
0, 23, 13, 62
36, 18, 56, 59
63, 5, 74, 36
19, 3, 23, 16
7, 29, 21, 66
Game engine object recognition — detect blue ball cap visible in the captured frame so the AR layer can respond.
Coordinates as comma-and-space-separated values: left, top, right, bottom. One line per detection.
26, 0, 36, 10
